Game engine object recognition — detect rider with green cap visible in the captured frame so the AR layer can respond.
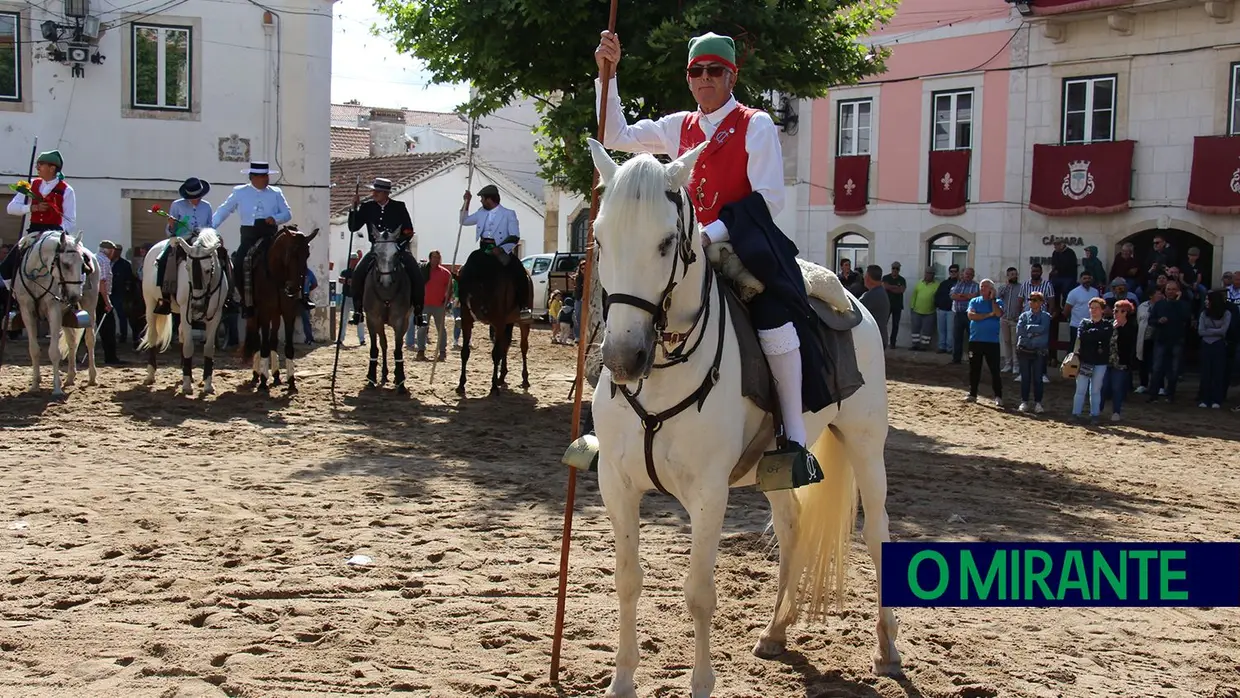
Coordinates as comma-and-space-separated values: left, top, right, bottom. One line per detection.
1, 149, 78, 283
592, 30, 832, 488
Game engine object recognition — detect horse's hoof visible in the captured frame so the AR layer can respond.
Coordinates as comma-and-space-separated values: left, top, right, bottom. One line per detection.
51, 390, 66, 399
143, 378, 155, 386
455, 385, 465, 395
521, 380, 530, 389
202, 386, 215, 396
287, 383, 298, 394
396, 385, 408, 395
753, 638, 786, 660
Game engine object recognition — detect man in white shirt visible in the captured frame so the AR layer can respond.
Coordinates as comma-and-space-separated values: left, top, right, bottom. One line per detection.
1063, 270, 1100, 351
458, 184, 532, 320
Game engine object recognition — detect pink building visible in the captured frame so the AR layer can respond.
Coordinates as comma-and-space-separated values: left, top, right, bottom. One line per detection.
791, 0, 1021, 281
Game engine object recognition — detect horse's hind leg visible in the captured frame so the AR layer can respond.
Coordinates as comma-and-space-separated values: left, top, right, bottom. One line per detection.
456, 312, 472, 395
284, 314, 298, 393
519, 322, 530, 389
366, 323, 379, 388
490, 326, 505, 396
837, 429, 902, 675
394, 319, 408, 394
271, 320, 285, 387
22, 304, 41, 392
203, 318, 218, 395
755, 490, 802, 659
180, 308, 195, 395
380, 328, 389, 386
47, 313, 64, 398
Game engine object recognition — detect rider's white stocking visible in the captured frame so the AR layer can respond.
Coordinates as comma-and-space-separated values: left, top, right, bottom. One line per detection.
759, 322, 807, 446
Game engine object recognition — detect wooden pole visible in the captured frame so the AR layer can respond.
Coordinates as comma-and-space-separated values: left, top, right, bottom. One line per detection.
550, 0, 619, 683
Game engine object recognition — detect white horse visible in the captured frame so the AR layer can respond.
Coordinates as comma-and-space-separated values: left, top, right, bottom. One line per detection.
10, 229, 98, 397
138, 229, 229, 395
584, 138, 900, 698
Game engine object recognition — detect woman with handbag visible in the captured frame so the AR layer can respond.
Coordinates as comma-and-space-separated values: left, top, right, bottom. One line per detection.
1102, 299, 1138, 421
1072, 297, 1114, 423
1015, 291, 1052, 413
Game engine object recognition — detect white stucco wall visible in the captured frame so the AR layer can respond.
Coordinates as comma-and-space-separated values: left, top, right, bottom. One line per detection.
328, 162, 547, 278
0, 0, 334, 331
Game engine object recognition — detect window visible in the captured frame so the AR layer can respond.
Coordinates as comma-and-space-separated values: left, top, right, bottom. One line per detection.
1230, 62, 1240, 136
837, 99, 872, 156
132, 23, 191, 110
932, 90, 972, 151
1062, 76, 1115, 144
570, 210, 589, 253
928, 234, 969, 280
833, 233, 870, 272
1, 12, 18, 102
525, 256, 551, 276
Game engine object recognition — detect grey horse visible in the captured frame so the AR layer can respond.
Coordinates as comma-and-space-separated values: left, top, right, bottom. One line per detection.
362, 229, 413, 393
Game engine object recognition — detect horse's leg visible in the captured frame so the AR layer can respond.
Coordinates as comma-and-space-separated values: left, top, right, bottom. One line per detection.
598, 462, 643, 698
180, 306, 194, 396
284, 312, 298, 393
490, 324, 506, 396
84, 302, 98, 386
271, 317, 284, 387
366, 320, 379, 388
519, 322, 530, 389
456, 311, 472, 395
47, 310, 65, 398
394, 317, 408, 394
203, 315, 218, 396
257, 323, 271, 392
682, 483, 728, 698
21, 302, 40, 392
498, 324, 509, 386
755, 490, 802, 659
380, 321, 389, 386
838, 430, 902, 675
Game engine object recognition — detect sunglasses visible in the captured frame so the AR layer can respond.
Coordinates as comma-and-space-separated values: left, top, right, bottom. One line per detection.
687, 65, 727, 78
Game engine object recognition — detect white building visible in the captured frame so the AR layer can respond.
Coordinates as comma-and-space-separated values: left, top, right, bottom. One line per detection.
0, 0, 334, 327
327, 148, 553, 277
1011, 0, 1240, 284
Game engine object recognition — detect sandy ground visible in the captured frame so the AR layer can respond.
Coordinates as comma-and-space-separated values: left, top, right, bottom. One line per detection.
0, 324, 1238, 698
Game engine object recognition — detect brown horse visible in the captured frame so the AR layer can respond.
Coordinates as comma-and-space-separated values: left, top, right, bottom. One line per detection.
455, 248, 533, 396
243, 224, 319, 392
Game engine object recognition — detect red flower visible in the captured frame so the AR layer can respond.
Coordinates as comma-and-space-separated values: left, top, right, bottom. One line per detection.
151, 205, 162, 213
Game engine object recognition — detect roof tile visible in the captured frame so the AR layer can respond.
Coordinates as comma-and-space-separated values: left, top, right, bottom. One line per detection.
329, 152, 462, 216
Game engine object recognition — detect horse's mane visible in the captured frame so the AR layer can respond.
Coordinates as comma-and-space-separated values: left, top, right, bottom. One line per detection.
194, 228, 221, 251
597, 153, 678, 234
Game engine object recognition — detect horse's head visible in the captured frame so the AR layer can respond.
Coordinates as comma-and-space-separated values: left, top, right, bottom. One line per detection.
271, 226, 318, 296
370, 228, 404, 288
586, 137, 707, 384
24, 230, 87, 307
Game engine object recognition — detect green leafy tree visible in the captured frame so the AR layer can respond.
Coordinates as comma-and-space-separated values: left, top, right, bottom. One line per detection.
374, 0, 896, 197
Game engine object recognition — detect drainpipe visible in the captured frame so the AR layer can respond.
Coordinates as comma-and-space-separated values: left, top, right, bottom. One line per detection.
262, 11, 275, 158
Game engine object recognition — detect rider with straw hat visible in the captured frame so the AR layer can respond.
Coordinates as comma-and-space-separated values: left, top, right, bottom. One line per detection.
593, 30, 832, 486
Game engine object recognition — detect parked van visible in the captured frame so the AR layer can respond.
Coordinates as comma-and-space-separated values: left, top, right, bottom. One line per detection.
522, 251, 586, 320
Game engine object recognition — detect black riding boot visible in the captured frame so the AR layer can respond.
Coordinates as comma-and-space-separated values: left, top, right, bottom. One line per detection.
350, 254, 374, 325
153, 246, 173, 315
218, 247, 239, 312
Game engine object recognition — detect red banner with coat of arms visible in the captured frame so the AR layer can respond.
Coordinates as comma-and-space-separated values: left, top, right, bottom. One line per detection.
1186, 135, 1240, 215
833, 155, 869, 216
1028, 140, 1135, 216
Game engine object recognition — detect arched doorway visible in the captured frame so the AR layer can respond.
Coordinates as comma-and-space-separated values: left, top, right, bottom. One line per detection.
1117, 228, 1217, 288
927, 233, 969, 281
832, 232, 871, 272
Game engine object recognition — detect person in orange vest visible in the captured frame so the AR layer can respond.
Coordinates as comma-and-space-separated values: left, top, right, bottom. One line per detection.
593, 31, 832, 485
1, 150, 77, 283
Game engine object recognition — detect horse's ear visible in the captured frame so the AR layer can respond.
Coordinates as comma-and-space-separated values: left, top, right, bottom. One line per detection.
305, 227, 320, 243
586, 138, 618, 186
666, 140, 706, 191
59, 231, 67, 248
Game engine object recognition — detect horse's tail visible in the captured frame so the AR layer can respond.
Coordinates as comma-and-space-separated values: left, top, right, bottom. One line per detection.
58, 326, 83, 362
138, 312, 173, 353
789, 424, 858, 623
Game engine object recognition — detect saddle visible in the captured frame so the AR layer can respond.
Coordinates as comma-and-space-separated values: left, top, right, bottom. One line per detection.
707, 243, 865, 415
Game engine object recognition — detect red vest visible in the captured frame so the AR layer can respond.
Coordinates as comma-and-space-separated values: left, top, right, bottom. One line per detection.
677, 105, 758, 225
29, 178, 66, 227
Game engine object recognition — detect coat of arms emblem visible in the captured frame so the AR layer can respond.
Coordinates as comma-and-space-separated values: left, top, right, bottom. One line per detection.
1230, 158, 1240, 195
1061, 160, 1096, 201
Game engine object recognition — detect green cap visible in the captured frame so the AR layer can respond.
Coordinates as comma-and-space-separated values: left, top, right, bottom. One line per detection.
687, 32, 737, 72
36, 150, 63, 170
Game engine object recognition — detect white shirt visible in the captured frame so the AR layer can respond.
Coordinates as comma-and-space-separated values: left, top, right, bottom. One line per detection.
460, 203, 520, 254
1065, 285, 1100, 328
594, 76, 786, 243
95, 251, 113, 284
6, 178, 78, 232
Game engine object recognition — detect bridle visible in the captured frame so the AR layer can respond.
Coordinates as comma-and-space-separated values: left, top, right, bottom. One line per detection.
17, 231, 85, 309
368, 230, 409, 312
182, 237, 224, 323
599, 186, 727, 495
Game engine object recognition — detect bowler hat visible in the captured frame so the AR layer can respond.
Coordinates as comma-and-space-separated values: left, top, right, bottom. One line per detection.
179, 177, 210, 199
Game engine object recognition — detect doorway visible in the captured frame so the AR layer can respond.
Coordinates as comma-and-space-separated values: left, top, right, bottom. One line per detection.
1117, 228, 1216, 288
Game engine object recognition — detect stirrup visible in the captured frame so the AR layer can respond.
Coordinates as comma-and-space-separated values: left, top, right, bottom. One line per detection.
755, 441, 823, 492
561, 434, 599, 472
349, 311, 363, 325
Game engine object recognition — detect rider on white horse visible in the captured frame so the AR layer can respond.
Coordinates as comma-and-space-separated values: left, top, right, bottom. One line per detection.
152, 177, 237, 316
1, 150, 79, 327
594, 30, 831, 486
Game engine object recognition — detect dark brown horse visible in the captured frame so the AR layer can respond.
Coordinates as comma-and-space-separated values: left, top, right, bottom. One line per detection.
455, 251, 533, 396
243, 224, 319, 392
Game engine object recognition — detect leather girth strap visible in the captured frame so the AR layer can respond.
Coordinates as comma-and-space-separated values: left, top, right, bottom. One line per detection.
614, 275, 728, 495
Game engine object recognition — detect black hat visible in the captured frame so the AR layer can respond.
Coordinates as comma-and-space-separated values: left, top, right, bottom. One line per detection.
179, 177, 210, 199
242, 161, 279, 176
368, 177, 393, 192
478, 184, 500, 200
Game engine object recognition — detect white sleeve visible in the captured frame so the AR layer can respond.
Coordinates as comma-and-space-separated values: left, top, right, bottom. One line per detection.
594, 76, 682, 156
61, 185, 77, 231
6, 193, 29, 216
